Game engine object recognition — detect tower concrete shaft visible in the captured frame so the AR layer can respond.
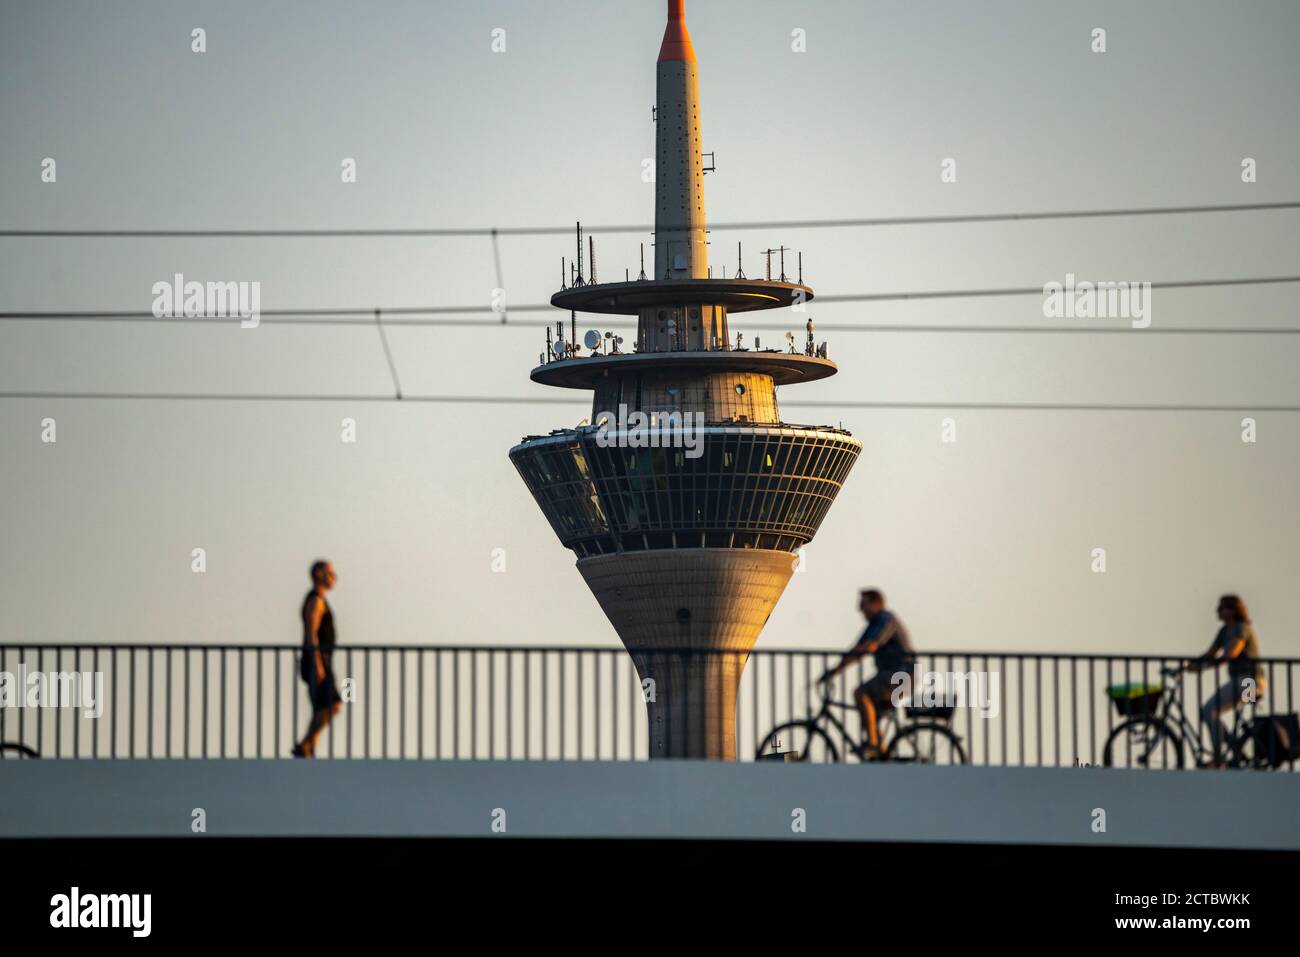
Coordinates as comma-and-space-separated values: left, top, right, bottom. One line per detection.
654, 0, 708, 282
578, 549, 796, 759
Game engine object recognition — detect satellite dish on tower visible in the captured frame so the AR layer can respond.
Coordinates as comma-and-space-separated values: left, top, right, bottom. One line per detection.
584, 330, 601, 351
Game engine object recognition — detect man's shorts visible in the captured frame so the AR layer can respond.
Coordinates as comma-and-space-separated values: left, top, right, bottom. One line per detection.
310, 671, 342, 711
301, 654, 342, 711
856, 672, 898, 712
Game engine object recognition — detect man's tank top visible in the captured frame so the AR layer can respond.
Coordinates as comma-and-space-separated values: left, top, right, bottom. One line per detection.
303, 591, 337, 654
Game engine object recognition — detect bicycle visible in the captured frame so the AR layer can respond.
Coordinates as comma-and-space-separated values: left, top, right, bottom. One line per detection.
756, 679, 968, 764
1102, 665, 1272, 769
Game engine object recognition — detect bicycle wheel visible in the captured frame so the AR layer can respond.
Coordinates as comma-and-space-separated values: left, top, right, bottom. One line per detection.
1229, 729, 1273, 770
755, 721, 840, 763
1102, 718, 1185, 769
887, 723, 967, 765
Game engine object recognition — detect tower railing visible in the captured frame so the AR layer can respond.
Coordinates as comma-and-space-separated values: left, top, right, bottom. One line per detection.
0, 643, 1295, 769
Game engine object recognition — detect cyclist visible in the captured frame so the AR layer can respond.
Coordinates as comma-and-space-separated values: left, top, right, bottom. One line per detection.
1180, 594, 1265, 766
821, 589, 915, 757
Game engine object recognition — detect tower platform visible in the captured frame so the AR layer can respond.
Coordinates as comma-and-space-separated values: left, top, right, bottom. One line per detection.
551, 277, 814, 315
530, 349, 838, 390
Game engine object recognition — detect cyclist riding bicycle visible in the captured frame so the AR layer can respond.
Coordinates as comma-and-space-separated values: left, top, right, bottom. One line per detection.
821, 589, 915, 758
1178, 593, 1265, 767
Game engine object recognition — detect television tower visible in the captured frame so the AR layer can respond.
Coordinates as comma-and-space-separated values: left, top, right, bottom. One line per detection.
510, 0, 861, 759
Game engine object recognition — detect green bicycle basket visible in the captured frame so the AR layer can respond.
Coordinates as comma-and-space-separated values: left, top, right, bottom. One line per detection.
1105, 682, 1165, 718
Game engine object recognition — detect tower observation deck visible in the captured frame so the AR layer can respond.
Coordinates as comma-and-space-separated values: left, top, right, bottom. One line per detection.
510, 0, 861, 759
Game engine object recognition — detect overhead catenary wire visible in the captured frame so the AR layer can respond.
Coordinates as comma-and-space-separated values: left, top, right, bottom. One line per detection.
2, 274, 1298, 334
4, 203, 1295, 337
4, 203, 1297, 408
1, 200, 1297, 238
1, 391, 1296, 412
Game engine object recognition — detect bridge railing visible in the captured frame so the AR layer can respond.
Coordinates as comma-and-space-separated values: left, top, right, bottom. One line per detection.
0, 643, 1295, 768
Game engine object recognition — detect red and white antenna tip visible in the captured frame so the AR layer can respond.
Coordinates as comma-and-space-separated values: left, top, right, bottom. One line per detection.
659, 0, 695, 61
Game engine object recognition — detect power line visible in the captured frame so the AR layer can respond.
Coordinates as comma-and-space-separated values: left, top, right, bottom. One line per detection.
796, 324, 1300, 335
2, 275, 1297, 333
0, 391, 580, 405
5, 315, 1297, 335
2, 201, 1296, 239
1, 391, 1295, 412
813, 274, 1300, 302
790, 400, 1300, 412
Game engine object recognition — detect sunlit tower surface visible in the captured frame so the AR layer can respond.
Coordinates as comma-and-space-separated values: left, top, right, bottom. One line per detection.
510, 0, 861, 759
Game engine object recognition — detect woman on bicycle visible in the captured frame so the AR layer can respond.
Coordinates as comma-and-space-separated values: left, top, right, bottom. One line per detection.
1181, 594, 1265, 766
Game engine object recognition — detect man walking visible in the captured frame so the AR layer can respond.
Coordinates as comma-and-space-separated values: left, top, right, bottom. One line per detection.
292, 560, 342, 758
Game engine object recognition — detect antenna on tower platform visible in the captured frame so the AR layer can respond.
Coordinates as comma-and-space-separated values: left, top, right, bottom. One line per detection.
575, 222, 585, 286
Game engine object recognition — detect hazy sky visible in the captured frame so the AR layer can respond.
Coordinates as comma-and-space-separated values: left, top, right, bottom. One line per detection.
1, 0, 1297, 661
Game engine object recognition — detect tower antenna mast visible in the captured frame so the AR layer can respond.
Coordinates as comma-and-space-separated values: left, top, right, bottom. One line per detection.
575, 222, 585, 286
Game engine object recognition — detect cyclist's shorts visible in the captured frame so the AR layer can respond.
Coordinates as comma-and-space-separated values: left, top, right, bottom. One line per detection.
857, 672, 898, 710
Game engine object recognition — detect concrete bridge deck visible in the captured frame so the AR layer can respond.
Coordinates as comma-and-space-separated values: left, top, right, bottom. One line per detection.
3, 760, 1296, 848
